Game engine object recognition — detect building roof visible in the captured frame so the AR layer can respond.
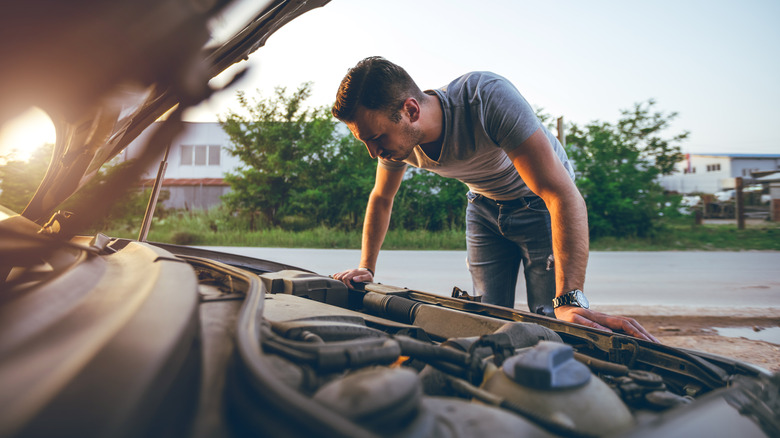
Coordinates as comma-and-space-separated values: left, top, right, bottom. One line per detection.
756, 172, 780, 183
689, 153, 780, 159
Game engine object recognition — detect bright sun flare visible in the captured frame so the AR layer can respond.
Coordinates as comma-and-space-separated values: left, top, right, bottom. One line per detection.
0, 107, 56, 163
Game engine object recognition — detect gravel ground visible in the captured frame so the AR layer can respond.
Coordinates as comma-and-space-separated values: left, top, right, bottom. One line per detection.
595, 305, 780, 373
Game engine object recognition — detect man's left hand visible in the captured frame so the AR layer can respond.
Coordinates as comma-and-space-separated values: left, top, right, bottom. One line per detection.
554, 305, 659, 343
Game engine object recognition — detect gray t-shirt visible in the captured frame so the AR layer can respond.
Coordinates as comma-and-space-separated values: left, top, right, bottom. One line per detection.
379, 71, 574, 201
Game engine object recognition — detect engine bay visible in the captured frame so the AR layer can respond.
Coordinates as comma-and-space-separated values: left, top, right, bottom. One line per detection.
187, 254, 776, 438
1, 240, 776, 438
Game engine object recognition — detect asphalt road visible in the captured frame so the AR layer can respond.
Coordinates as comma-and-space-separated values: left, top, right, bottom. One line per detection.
202, 247, 780, 310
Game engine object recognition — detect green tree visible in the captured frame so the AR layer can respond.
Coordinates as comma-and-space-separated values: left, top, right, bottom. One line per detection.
286, 133, 375, 229
565, 100, 687, 238
391, 168, 467, 231
0, 143, 54, 213
220, 84, 338, 228
220, 84, 380, 230
0, 143, 157, 231
61, 159, 156, 232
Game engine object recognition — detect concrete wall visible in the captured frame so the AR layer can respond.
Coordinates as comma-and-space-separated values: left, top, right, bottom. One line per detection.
163, 185, 230, 210
661, 155, 731, 193
732, 158, 780, 178
124, 122, 240, 210
660, 154, 780, 194
124, 122, 242, 179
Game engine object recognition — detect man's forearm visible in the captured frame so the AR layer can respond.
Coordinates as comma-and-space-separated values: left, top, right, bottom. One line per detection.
548, 190, 659, 341
546, 189, 589, 296
359, 193, 394, 272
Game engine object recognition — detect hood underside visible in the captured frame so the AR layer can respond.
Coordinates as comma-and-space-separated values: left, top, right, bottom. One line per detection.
0, 0, 329, 229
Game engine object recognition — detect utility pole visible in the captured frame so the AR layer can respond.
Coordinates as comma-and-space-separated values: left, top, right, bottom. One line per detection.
735, 177, 745, 230
557, 116, 566, 148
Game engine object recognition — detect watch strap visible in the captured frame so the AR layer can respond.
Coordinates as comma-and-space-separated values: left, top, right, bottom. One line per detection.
553, 289, 587, 309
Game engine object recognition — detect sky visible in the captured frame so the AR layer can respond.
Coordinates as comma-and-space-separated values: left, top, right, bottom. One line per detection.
1, 0, 778, 160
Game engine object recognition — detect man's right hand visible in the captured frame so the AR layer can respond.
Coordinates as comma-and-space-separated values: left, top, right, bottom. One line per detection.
554, 305, 659, 343
333, 268, 374, 287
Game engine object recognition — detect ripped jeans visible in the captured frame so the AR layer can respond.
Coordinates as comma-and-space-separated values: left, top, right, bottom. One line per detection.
465, 191, 555, 316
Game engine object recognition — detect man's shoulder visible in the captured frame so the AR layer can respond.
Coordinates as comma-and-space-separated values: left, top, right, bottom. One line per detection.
443, 71, 516, 96
446, 70, 505, 85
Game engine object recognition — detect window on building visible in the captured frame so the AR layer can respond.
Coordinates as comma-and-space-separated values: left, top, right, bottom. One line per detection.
180, 145, 193, 165
180, 145, 221, 166
194, 145, 207, 165
706, 163, 721, 172
209, 145, 220, 165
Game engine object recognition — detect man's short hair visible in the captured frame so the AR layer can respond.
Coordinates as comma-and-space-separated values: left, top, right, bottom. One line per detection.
332, 56, 424, 122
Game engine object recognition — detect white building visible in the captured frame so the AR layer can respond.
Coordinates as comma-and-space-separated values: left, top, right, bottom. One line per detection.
123, 122, 241, 209
659, 153, 780, 194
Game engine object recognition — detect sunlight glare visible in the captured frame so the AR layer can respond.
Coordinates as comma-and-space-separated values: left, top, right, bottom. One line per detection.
0, 107, 56, 162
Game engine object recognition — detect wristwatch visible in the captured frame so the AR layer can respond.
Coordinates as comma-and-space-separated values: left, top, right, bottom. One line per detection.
552, 289, 589, 309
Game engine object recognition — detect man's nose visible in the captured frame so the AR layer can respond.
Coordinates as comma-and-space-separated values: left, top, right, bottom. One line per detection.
365, 142, 379, 159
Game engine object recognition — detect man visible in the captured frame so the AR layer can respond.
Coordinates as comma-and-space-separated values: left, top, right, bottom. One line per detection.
332, 56, 656, 342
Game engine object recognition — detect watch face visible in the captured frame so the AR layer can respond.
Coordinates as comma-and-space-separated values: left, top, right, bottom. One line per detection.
574, 290, 589, 309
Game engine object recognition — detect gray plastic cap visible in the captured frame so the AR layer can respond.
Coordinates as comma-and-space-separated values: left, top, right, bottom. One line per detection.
503, 341, 591, 390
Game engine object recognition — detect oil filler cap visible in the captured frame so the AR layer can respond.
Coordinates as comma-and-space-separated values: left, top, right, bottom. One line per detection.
503, 341, 591, 390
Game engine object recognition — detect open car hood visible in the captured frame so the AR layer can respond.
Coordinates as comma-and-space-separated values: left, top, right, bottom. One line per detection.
1, 0, 328, 227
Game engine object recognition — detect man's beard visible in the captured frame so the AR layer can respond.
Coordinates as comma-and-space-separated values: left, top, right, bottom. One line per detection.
393, 122, 424, 161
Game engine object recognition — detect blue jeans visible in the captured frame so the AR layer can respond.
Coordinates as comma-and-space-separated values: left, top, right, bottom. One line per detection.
465, 191, 555, 316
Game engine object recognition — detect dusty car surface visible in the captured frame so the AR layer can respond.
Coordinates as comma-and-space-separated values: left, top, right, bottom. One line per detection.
1, 1, 778, 437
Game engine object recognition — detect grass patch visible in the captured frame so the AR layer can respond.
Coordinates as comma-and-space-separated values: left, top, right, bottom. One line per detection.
590, 218, 780, 251
102, 210, 779, 251
136, 226, 466, 249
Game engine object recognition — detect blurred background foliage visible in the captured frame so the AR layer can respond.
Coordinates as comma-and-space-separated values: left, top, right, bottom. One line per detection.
0, 85, 727, 246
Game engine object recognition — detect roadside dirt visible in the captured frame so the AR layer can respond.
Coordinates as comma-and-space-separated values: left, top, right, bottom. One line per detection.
595, 306, 780, 373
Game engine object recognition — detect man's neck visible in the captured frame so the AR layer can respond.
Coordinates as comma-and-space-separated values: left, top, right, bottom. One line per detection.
418, 92, 444, 161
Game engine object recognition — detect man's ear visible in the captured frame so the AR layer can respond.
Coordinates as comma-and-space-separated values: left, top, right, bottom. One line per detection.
403, 98, 421, 122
